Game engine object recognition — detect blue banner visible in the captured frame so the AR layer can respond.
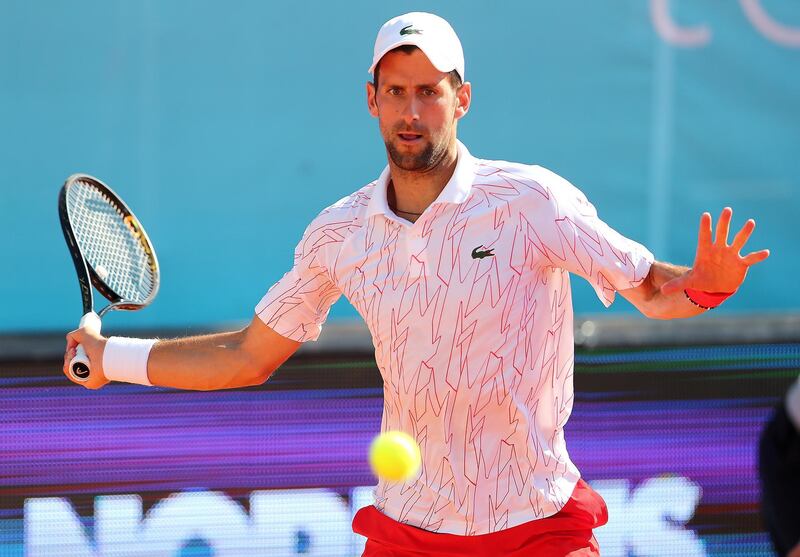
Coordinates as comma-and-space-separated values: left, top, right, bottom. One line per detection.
1, 1, 797, 331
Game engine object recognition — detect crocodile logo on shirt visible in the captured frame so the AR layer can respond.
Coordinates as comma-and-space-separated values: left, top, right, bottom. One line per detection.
400, 25, 422, 35
471, 246, 495, 259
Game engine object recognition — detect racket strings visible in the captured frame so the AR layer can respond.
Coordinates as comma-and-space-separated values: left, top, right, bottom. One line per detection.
66, 180, 156, 303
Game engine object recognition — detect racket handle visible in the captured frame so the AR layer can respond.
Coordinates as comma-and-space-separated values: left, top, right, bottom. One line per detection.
69, 312, 102, 382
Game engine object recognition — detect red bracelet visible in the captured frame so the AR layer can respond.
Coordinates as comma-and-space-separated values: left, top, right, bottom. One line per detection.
684, 288, 736, 309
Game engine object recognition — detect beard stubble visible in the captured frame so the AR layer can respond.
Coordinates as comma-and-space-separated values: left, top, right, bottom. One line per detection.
384, 124, 451, 172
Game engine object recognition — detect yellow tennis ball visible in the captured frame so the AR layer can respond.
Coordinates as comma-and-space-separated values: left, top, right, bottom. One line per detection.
369, 431, 421, 481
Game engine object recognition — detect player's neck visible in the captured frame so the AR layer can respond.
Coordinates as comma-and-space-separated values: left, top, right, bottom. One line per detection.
386, 142, 458, 222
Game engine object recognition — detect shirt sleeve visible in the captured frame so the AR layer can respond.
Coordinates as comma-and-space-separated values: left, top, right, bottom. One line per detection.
532, 167, 654, 307
254, 219, 343, 342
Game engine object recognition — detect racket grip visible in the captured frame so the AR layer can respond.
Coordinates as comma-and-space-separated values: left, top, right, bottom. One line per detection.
69, 312, 102, 382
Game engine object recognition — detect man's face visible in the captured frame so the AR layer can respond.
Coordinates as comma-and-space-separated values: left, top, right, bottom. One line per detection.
367, 49, 470, 172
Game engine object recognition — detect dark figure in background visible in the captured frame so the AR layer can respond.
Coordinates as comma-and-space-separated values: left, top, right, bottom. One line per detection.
759, 375, 800, 557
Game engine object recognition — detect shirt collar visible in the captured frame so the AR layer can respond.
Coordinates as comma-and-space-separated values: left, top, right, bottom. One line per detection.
365, 140, 476, 220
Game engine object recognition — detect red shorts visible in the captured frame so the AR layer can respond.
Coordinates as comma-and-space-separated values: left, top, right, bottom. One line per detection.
352, 479, 608, 557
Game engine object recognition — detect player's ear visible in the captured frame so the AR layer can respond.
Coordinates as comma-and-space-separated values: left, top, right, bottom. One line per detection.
366, 81, 379, 118
454, 81, 471, 120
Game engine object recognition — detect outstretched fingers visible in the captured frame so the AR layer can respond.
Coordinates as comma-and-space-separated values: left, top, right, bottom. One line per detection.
742, 249, 770, 266
731, 219, 755, 252
698, 212, 713, 247
714, 207, 732, 246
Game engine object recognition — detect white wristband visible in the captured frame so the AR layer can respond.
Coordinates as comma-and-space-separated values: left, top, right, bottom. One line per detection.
103, 337, 157, 386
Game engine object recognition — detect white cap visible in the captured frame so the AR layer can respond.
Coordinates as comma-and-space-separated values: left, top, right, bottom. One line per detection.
369, 12, 465, 81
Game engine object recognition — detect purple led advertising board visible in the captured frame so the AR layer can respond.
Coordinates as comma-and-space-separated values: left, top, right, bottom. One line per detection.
2, 343, 798, 556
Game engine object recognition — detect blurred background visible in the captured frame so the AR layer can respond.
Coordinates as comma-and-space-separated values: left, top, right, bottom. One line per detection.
1, 1, 799, 555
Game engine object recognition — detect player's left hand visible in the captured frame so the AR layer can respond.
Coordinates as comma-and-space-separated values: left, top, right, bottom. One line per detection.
661, 207, 770, 295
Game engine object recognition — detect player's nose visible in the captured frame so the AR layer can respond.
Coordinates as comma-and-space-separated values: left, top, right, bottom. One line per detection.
400, 97, 421, 122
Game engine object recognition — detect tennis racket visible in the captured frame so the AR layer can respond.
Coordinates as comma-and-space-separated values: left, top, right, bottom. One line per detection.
58, 174, 160, 382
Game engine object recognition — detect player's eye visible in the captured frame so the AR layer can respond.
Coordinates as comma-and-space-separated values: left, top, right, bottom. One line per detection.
387, 87, 403, 96
422, 88, 437, 97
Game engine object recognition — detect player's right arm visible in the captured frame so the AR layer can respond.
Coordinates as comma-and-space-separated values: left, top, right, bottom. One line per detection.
64, 203, 348, 391
63, 315, 300, 391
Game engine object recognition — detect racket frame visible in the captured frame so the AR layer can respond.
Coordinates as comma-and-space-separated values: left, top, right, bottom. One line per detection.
58, 173, 160, 381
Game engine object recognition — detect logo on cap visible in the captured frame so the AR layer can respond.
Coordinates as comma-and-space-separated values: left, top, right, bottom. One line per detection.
400, 25, 422, 36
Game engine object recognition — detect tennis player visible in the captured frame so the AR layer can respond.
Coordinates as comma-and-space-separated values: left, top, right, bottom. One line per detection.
64, 12, 770, 556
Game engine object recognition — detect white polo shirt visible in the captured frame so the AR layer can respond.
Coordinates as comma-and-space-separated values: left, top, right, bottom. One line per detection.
255, 141, 654, 535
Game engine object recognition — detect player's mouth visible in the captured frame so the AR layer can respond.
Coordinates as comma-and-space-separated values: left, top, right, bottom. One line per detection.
396, 131, 424, 144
